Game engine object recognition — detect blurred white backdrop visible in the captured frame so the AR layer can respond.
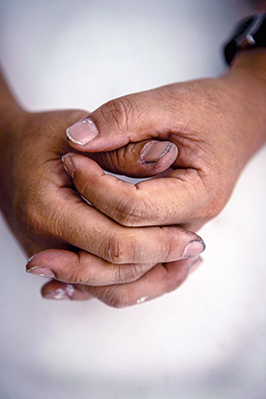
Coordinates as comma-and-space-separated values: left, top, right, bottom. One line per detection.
0, 1, 266, 398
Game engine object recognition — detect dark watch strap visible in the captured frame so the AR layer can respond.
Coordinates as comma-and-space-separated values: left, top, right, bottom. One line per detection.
224, 13, 266, 65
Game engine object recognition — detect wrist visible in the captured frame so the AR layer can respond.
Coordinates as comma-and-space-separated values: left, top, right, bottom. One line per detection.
0, 68, 28, 146
230, 47, 266, 85
0, 101, 29, 222
219, 49, 266, 163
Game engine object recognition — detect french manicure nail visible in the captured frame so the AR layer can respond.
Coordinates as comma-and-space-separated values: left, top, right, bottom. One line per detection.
27, 266, 55, 278
183, 240, 206, 258
66, 117, 98, 145
141, 141, 172, 163
62, 154, 75, 178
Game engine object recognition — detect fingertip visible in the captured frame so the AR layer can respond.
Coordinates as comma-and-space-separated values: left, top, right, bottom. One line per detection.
61, 153, 76, 179
183, 239, 206, 258
41, 281, 93, 301
111, 140, 178, 178
66, 116, 98, 147
62, 151, 104, 178
140, 141, 177, 164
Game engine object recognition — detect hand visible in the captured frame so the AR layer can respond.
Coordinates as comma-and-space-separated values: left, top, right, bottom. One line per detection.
37, 254, 203, 306
0, 108, 181, 255
0, 71, 205, 307
31, 50, 266, 306
64, 49, 266, 234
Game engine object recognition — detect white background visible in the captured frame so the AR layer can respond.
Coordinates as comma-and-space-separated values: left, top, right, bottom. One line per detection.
0, 1, 266, 398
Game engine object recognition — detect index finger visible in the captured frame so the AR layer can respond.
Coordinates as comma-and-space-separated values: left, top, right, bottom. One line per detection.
62, 152, 208, 228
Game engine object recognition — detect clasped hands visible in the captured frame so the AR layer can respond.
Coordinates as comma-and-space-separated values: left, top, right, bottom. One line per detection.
24, 100, 206, 306
8, 55, 264, 307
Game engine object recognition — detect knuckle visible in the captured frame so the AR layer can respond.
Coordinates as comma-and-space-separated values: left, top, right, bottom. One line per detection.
114, 198, 142, 227
103, 232, 133, 264
113, 263, 145, 284
65, 271, 83, 285
65, 261, 88, 285
104, 233, 124, 263
99, 97, 136, 132
113, 195, 154, 227
15, 181, 65, 240
100, 287, 130, 309
16, 192, 47, 236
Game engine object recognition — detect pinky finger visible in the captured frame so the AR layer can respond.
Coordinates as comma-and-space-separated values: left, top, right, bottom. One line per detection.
41, 257, 202, 305
77, 257, 203, 308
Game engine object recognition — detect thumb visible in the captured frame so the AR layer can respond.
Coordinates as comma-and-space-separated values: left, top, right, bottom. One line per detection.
65, 88, 179, 152
88, 139, 178, 178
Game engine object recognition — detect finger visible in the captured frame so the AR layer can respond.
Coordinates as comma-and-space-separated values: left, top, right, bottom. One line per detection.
48, 172, 205, 264
62, 152, 207, 227
89, 139, 178, 178
26, 249, 156, 286
53, 110, 177, 178
41, 280, 93, 301
76, 257, 203, 308
40, 257, 203, 305
57, 204, 204, 264
65, 87, 184, 152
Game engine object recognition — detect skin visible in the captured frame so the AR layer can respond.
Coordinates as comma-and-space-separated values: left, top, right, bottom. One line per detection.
64, 50, 266, 233
36, 48, 266, 305
0, 67, 204, 307
4, 5, 266, 306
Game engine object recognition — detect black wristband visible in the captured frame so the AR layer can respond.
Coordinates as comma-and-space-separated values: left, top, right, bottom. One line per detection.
224, 13, 266, 65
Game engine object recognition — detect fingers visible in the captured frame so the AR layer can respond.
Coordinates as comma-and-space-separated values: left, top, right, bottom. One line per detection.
26, 249, 156, 286
45, 162, 205, 264
62, 152, 207, 227
89, 139, 178, 178
86, 257, 202, 308
26, 223, 205, 282
57, 206, 204, 264
40, 257, 203, 307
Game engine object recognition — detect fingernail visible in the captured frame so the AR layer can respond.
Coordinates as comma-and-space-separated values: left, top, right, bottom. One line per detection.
43, 284, 86, 300
43, 288, 70, 300
27, 265, 55, 278
183, 240, 205, 258
62, 154, 75, 178
66, 117, 98, 145
141, 141, 172, 163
